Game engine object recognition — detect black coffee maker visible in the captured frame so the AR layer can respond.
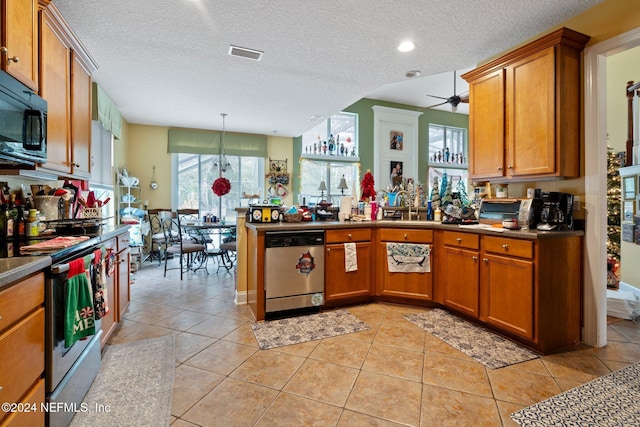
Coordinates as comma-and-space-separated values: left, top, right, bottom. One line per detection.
537, 192, 574, 231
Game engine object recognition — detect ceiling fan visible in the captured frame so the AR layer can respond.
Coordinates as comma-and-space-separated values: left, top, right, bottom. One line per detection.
422, 70, 469, 112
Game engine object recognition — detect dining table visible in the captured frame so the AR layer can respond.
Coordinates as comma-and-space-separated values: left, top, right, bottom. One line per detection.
181, 221, 237, 271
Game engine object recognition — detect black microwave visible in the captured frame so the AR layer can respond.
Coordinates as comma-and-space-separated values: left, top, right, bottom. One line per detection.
0, 70, 47, 166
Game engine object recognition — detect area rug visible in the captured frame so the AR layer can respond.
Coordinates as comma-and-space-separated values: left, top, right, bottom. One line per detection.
511, 361, 640, 426
405, 308, 539, 369
251, 309, 370, 350
70, 335, 175, 427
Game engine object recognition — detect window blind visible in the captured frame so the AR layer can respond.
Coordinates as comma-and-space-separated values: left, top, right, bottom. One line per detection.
167, 128, 267, 157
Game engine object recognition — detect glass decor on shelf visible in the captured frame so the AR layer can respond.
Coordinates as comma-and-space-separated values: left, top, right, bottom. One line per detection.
301, 112, 359, 160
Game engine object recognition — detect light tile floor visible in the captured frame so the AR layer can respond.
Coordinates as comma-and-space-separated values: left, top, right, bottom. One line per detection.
109, 259, 640, 427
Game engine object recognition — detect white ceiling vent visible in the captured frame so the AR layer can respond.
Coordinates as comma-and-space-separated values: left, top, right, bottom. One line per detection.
228, 45, 263, 61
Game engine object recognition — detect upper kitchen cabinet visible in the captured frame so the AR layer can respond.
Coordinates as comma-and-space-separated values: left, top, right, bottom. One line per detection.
1, 0, 40, 90
39, 3, 96, 178
462, 28, 590, 181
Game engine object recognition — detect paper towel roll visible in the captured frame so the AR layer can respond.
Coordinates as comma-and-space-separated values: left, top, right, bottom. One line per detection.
340, 196, 352, 215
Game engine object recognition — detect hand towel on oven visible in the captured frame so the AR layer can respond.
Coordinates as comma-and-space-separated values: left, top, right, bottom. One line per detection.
92, 247, 109, 319
344, 242, 358, 272
65, 256, 96, 348
386, 242, 430, 273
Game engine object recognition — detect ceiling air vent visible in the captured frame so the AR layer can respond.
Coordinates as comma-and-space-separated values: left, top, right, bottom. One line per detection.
228, 45, 263, 61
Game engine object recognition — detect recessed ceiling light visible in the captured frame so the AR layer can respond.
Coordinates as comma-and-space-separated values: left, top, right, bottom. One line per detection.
405, 70, 422, 78
398, 41, 415, 52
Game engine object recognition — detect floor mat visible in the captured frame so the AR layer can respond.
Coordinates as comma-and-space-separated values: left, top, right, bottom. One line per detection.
70, 335, 175, 427
405, 308, 539, 369
251, 309, 370, 350
511, 361, 640, 426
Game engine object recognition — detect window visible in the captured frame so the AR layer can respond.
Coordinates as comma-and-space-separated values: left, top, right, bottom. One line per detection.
175, 154, 264, 222
300, 112, 359, 204
427, 124, 468, 200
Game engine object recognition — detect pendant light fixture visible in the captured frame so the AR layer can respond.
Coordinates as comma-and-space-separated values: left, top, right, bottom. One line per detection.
150, 165, 158, 189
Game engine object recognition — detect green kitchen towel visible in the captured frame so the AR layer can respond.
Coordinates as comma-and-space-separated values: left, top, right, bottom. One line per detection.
65, 256, 96, 348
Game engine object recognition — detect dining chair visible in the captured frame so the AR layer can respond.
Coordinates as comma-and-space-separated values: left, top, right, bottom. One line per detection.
161, 211, 207, 279
147, 208, 170, 265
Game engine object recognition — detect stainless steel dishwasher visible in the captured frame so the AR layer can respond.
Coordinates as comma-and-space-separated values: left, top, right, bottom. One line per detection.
264, 231, 325, 315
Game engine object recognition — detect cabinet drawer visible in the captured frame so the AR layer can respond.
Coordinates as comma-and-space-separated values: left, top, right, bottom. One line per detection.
117, 232, 131, 250
483, 236, 533, 259
442, 231, 479, 250
0, 273, 44, 335
379, 228, 433, 243
326, 228, 371, 243
0, 307, 45, 415
1, 378, 45, 426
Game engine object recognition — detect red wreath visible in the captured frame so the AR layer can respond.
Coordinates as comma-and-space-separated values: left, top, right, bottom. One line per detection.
212, 177, 231, 196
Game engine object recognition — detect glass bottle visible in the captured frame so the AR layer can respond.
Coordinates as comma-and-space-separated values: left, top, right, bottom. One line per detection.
426, 201, 434, 221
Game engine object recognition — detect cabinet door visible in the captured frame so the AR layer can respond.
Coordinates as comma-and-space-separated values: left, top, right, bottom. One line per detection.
39, 9, 71, 173
325, 242, 371, 301
480, 253, 534, 339
468, 68, 505, 179
506, 47, 556, 177
443, 246, 479, 317
70, 51, 91, 178
378, 242, 432, 300
2, 0, 39, 90
117, 247, 131, 320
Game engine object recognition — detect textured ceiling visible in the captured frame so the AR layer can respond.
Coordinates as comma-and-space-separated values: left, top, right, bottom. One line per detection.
53, 0, 602, 137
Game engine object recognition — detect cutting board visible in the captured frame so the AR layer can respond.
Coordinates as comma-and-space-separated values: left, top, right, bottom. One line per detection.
20, 236, 91, 252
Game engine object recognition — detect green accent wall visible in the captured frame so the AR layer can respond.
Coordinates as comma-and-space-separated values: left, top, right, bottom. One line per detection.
292, 98, 469, 200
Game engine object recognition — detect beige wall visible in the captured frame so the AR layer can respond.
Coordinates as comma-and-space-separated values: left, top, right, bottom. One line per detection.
266, 136, 294, 206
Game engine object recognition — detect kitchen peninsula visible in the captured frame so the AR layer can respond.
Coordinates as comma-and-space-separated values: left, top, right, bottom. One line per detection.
246, 220, 583, 354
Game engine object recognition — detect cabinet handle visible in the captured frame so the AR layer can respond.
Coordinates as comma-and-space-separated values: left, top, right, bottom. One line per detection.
483, 258, 489, 263
472, 256, 478, 261
404, 233, 408, 240
0, 47, 18, 63
497, 166, 503, 171
348, 233, 352, 240
456, 237, 462, 243
502, 244, 509, 249
327, 248, 330, 253
508, 165, 513, 169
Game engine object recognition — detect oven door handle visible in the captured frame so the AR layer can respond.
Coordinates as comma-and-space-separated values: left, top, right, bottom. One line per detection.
52, 253, 95, 274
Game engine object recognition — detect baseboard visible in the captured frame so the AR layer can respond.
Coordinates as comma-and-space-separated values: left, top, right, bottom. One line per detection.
235, 290, 248, 305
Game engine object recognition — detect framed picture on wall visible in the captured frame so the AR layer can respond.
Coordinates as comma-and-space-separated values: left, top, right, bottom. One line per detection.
390, 161, 403, 185
390, 131, 403, 150
624, 176, 636, 199
622, 222, 635, 242
624, 201, 635, 221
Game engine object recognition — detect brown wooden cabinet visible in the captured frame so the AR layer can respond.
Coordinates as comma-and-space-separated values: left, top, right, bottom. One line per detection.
376, 228, 433, 301
100, 238, 118, 349
1, 0, 39, 90
325, 228, 372, 303
116, 233, 131, 320
462, 28, 590, 181
439, 231, 480, 317
0, 272, 45, 425
479, 236, 534, 339
38, 3, 95, 178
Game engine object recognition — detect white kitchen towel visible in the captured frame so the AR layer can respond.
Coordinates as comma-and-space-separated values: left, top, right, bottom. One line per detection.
386, 242, 430, 273
344, 242, 358, 272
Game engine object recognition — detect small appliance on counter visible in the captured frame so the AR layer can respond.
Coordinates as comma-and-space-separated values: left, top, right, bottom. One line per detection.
477, 196, 543, 229
537, 192, 574, 231
248, 203, 281, 223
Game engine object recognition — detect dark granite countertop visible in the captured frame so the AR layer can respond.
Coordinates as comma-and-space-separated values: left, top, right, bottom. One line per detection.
245, 219, 584, 240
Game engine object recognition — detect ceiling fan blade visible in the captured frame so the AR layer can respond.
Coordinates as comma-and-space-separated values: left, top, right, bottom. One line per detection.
459, 92, 469, 103
426, 94, 449, 100
420, 101, 449, 110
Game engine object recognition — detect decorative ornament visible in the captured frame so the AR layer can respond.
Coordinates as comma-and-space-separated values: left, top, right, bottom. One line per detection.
360, 170, 376, 202
212, 177, 231, 196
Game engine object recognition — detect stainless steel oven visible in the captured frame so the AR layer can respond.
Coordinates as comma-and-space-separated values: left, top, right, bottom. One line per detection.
46, 244, 102, 427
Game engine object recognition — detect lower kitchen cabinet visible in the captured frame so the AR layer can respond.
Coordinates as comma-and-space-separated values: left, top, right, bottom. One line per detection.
324, 228, 372, 303
376, 228, 433, 301
439, 231, 480, 317
0, 273, 45, 425
100, 238, 118, 348
480, 240, 534, 339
